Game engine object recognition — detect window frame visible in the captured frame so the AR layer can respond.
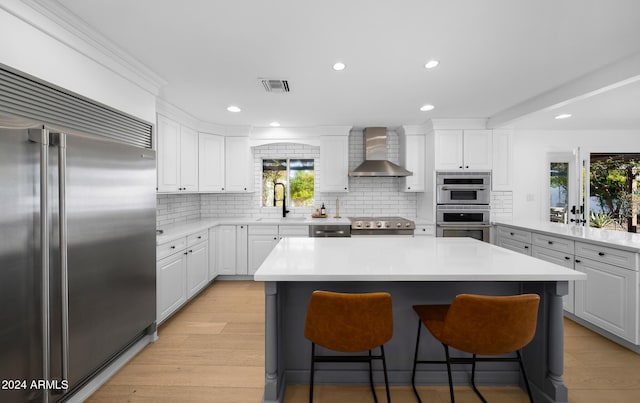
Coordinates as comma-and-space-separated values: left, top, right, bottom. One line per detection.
261, 157, 315, 209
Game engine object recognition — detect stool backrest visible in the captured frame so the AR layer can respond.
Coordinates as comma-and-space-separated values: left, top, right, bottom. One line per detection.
441, 293, 540, 355
304, 290, 393, 352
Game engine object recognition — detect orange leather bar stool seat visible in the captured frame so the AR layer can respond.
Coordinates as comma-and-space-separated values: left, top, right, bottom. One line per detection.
304, 290, 393, 403
411, 293, 540, 403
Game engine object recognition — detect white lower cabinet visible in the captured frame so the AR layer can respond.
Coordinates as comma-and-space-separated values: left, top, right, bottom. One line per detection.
248, 226, 279, 275
414, 225, 435, 236
208, 227, 218, 280
157, 230, 210, 324
217, 225, 237, 275
575, 257, 639, 344
531, 245, 575, 313
186, 240, 208, 298
216, 225, 249, 275
157, 250, 187, 324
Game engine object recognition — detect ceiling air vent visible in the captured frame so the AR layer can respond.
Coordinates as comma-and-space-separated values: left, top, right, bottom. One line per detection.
260, 79, 290, 93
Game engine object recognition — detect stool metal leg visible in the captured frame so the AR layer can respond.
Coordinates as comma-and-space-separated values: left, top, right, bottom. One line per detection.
470, 354, 487, 403
443, 344, 455, 403
309, 343, 316, 403
368, 349, 379, 403
381, 345, 391, 403
411, 319, 422, 403
517, 350, 535, 403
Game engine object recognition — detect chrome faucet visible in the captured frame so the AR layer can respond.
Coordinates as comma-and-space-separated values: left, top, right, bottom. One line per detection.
274, 183, 290, 218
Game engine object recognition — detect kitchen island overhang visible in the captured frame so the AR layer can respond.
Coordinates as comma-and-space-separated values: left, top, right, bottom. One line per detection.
254, 237, 586, 403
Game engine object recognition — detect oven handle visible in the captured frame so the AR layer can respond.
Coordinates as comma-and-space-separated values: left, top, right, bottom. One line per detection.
436, 223, 491, 228
439, 185, 488, 191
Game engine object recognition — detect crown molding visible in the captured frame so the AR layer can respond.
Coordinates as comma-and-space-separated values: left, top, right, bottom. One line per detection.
3, 0, 166, 95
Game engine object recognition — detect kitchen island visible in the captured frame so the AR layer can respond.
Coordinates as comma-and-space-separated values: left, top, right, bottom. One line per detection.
253, 237, 586, 403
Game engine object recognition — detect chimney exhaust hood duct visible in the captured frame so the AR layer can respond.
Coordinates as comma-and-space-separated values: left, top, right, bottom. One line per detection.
348, 127, 413, 177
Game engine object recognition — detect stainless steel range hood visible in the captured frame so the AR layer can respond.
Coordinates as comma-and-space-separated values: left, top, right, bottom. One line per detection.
348, 127, 413, 177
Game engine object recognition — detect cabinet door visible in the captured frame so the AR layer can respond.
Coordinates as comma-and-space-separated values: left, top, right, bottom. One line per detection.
320, 135, 349, 192
248, 235, 279, 275
492, 129, 513, 190
157, 115, 181, 192
463, 130, 492, 170
236, 225, 249, 275
186, 241, 209, 298
531, 245, 575, 313
157, 252, 187, 323
434, 130, 463, 170
403, 134, 425, 192
208, 228, 218, 280
180, 125, 199, 191
225, 137, 253, 192
199, 132, 225, 192
217, 225, 237, 275
575, 257, 638, 343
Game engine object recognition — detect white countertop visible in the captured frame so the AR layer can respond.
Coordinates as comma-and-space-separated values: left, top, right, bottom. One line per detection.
156, 216, 351, 245
493, 220, 640, 252
253, 237, 586, 282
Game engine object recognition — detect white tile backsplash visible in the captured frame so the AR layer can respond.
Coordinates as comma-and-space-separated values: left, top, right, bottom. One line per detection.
158, 130, 419, 226
156, 193, 201, 226
491, 191, 513, 221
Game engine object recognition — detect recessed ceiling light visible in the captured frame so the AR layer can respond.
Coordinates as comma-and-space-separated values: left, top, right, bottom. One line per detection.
227, 105, 241, 113
420, 104, 435, 112
554, 113, 572, 120
332, 62, 346, 71
424, 60, 439, 69
269, 121, 281, 127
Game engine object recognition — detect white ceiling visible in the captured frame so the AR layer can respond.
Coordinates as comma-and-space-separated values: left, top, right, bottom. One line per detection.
52, 0, 640, 130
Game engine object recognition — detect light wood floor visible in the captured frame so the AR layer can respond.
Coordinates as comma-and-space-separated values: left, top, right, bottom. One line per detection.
86, 281, 640, 402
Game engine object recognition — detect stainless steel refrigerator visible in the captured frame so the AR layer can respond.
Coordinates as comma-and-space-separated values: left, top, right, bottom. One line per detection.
0, 114, 156, 403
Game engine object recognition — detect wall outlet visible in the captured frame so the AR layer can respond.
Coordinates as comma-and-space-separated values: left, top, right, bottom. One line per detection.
526, 194, 535, 202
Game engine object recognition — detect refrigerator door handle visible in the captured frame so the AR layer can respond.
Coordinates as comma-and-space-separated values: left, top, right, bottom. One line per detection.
52, 132, 70, 385
29, 128, 51, 403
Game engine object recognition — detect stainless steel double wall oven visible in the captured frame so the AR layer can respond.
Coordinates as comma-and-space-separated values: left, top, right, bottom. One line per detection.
436, 171, 491, 242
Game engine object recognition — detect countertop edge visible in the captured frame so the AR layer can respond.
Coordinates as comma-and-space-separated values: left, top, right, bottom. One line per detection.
492, 221, 640, 253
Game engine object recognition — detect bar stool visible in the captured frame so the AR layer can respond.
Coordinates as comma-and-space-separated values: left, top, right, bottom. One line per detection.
411, 293, 540, 403
304, 290, 393, 403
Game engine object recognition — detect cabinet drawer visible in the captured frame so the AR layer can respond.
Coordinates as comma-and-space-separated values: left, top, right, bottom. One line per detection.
414, 225, 435, 236
497, 237, 531, 256
531, 245, 574, 268
531, 232, 574, 255
157, 237, 187, 260
496, 226, 531, 243
249, 225, 279, 236
575, 241, 637, 270
279, 225, 309, 237
187, 230, 208, 246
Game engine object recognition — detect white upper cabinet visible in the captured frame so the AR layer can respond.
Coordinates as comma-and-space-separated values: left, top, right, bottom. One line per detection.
320, 135, 349, 192
225, 137, 254, 192
198, 132, 225, 192
491, 129, 513, 190
157, 115, 180, 192
179, 125, 199, 191
157, 114, 198, 192
435, 129, 492, 171
401, 133, 425, 192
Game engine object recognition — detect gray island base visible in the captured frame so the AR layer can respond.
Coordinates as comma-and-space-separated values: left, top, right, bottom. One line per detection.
254, 237, 586, 403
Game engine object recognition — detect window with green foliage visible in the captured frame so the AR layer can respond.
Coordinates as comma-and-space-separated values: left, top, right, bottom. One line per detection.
262, 159, 315, 208
589, 153, 639, 233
